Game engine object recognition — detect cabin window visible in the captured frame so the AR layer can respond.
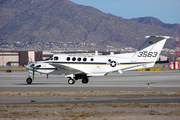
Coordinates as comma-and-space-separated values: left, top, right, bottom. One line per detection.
72, 57, 76, 61
83, 58, 87, 62
36, 65, 41, 68
67, 57, 70, 61
77, 57, 81, 61
90, 58, 94, 61
54, 56, 59, 60
108, 59, 111, 62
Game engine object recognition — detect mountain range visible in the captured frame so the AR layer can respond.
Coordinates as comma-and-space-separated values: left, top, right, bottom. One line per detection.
0, 0, 179, 49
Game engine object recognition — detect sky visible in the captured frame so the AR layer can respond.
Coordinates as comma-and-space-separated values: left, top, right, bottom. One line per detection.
71, 0, 180, 24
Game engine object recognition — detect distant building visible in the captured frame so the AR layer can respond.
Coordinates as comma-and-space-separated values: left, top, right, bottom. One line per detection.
0, 51, 43, 66
0, 52, 19, 66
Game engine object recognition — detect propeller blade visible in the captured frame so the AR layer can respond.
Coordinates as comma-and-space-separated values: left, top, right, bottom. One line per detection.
30, 63, 40, 80
47, 74, 49, 79
33, 67, 35, 80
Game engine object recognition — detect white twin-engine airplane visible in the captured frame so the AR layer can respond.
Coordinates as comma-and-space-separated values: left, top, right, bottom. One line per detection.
26, 35, 170, 85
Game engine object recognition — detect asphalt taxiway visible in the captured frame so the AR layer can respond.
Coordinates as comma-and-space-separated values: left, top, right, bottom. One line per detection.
0, 71, 180, 105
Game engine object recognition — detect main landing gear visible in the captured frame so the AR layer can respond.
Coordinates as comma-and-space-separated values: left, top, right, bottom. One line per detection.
82, 77, 89, 84
68, 78, 75, 84
68, 77, 89, 85
26, 73, 89, 85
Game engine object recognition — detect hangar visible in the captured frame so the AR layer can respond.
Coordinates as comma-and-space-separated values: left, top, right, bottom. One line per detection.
0, 51, 43, 66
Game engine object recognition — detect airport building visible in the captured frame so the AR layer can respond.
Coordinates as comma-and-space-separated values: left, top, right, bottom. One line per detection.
0, 51, 42, 66
0, 52, 19, 66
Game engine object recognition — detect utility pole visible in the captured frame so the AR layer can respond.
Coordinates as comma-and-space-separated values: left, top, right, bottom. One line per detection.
174, 32, 179, 61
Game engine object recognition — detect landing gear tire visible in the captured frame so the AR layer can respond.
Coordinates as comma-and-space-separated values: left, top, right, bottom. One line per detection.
82, 77, 89, 84
68, 78, 75, 84
26, 78, 33, 84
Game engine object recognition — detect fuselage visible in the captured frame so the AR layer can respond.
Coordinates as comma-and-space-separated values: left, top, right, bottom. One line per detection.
26, 53, 152, 76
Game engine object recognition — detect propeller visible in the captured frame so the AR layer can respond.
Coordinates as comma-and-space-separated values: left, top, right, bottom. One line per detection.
30, 64, 41, 80
33, 67, 35, 80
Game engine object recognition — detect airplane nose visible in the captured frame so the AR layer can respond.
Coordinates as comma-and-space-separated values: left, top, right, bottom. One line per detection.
26, 64, 30, 69
26, 62, 35, 70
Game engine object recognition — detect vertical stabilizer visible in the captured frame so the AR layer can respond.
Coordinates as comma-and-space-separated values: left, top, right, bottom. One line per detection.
133, 35, 170, 62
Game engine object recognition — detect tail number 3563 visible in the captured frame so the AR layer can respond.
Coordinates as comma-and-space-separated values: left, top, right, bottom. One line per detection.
138, 51, 158, 57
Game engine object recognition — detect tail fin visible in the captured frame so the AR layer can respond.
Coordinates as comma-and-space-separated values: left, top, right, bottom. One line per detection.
133, 35, 170, 62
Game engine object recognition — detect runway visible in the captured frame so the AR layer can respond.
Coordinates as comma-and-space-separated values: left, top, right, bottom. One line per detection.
0, 70, 180, 92
0, 71, 180, 105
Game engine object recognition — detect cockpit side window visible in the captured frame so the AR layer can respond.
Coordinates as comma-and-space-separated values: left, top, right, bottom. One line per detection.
54, 56, 59, 60
30, 64, 34, 67
48, 56, 53, 60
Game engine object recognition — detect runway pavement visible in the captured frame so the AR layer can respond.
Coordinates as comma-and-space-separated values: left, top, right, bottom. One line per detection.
0, 70, 180, 105
0, 70, 180, 92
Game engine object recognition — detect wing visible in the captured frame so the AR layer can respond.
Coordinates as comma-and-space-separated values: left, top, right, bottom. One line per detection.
50, 63, 85, 75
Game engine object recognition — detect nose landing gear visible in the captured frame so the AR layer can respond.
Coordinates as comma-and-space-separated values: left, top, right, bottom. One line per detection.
26, 73, 33, 84
26, 77, 33, 84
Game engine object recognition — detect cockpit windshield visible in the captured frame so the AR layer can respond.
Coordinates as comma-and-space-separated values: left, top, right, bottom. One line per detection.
48, 55, 53, 60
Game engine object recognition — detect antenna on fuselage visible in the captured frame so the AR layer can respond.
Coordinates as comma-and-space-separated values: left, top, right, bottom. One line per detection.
95, 51, 98, 55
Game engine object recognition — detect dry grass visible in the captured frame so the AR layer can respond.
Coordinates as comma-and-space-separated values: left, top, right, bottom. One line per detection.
0, 103, 180, 119
1, 91, 179, 119
0, 103, 180, 109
